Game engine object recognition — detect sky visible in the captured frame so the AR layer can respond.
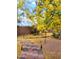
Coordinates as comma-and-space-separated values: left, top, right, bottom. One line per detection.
17, 0, 37, 26
23, 0, 37, 13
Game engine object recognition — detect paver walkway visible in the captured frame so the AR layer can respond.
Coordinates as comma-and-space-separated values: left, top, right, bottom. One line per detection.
18, 41, 44, 59
17, 35, 61, 59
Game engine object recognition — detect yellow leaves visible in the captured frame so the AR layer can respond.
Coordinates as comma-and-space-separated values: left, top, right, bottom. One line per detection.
37, 24, 46, 31
36, 6, 42, 14
57, 5, 61, 11
35, 0, 61, 34
53, 18, 61, 25
48, 4, 54, 10
36, 16, 46, 31
45, 0, 50, 4
54, 0, 60, 3
45, 12, 50, 17
17, 0, 24, 8
52, 15, 61, 33
55, 5, 61, 11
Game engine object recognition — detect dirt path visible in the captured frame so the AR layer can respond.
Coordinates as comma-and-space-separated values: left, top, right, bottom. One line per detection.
17, 35, 61, 59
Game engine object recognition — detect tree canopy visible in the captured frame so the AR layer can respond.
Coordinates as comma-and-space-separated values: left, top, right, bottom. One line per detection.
17, 0, 61, 38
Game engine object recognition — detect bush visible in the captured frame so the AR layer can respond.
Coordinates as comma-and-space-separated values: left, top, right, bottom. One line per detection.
53, 32, 61, 39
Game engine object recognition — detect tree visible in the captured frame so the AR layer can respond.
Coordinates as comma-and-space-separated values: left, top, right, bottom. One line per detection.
17, 0, 61, 38
34, 0, 61, 38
